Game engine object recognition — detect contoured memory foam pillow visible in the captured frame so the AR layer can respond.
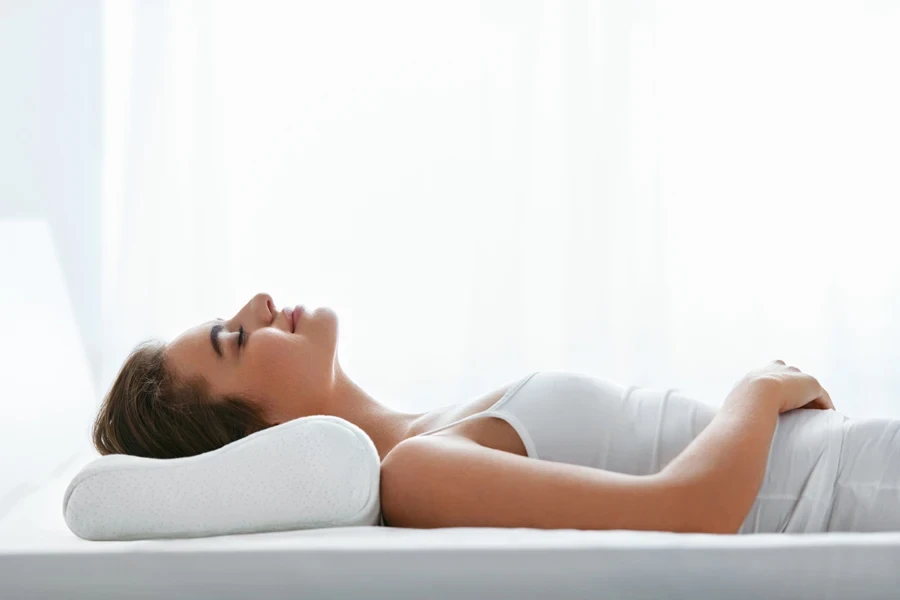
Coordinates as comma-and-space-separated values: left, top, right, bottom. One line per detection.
63, 415, 382, 541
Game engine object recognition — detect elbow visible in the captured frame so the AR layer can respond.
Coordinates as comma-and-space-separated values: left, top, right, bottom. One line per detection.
670, 505, 743, 535
709, 508, 746, 535
679, 515, 742, 535
661, 476, 745, 535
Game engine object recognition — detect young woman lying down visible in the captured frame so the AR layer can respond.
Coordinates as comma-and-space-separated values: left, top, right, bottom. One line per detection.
92, 292, 900, 534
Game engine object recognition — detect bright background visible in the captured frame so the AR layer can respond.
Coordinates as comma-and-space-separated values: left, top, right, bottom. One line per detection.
3, 0, 900, 427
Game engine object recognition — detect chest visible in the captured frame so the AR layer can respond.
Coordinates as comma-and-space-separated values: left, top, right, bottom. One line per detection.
421, 383, 529, 458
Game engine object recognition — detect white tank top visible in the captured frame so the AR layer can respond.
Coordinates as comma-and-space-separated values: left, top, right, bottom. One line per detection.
417, 370, 717, 474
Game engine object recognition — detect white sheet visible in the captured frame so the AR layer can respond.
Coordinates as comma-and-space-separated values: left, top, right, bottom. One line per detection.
2, 451, 899, 600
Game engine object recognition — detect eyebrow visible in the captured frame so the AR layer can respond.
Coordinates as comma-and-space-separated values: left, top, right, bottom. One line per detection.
210, 322, 224, 358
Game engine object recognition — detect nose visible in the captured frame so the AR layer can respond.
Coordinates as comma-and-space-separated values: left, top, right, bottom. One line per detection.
252, 292, 276, 321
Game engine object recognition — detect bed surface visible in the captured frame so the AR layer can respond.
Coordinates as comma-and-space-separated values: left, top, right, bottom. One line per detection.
2, 451, 899, 600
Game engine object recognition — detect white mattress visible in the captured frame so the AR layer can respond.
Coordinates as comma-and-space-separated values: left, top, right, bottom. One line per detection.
2, 451, 899, 599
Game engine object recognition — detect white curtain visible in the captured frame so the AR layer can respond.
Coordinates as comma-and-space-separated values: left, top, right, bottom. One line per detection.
102, 0, 900, 417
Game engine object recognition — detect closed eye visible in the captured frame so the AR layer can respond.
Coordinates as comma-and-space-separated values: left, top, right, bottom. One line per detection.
237, 325, 245, 349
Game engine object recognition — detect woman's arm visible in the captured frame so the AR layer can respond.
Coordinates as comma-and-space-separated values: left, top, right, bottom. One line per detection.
653, 382, 781, 533
380, 360, 833, 534
657, 360, 833, 533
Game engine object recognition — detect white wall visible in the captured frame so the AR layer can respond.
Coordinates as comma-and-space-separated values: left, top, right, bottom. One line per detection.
0, 1, 103, 386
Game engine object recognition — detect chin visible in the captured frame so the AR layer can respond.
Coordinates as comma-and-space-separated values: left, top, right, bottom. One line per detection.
312, 307, 339, 347
312, 306, 339, 331
314, 306, 338, 320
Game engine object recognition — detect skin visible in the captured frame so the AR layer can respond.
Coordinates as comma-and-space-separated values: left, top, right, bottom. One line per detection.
164, 292, 439, 460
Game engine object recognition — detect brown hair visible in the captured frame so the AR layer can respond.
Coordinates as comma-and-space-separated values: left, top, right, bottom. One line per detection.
92, 340, 274, 459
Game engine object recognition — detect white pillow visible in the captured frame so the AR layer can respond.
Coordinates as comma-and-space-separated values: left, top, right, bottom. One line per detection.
63, 415, 382, 541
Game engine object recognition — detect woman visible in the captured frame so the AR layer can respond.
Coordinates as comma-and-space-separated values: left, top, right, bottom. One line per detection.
93, 292, 900, 534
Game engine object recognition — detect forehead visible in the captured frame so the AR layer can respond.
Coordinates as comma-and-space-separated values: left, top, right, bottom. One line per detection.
172, 320, 217, 348
165, 321, 219, 379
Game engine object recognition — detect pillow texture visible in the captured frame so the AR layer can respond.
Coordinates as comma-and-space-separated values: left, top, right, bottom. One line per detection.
63, 415, 381, 541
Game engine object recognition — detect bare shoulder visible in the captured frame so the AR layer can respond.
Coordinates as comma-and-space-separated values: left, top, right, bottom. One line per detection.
379, 433, 512, 528
407, 375, 528, 457
415, 377, 518, 432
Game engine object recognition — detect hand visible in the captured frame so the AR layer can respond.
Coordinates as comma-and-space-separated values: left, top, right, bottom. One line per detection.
736, 360, 835, 414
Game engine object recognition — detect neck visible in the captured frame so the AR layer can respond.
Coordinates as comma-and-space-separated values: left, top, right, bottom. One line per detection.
329, 362, 433, 461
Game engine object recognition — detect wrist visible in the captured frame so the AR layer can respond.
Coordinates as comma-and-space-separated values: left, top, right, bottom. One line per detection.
725, 377, 783, 414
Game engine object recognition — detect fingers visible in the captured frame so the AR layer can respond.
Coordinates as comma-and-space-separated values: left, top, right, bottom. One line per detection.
799, 397, 833, 411
802, 372, 832, 410
772, 359, 800, 372
797, 381, 835, 411
768, 359, 836, 411
821, 388, 835, 410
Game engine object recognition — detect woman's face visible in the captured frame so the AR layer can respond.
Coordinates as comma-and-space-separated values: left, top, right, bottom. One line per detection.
164, 292, 340, 424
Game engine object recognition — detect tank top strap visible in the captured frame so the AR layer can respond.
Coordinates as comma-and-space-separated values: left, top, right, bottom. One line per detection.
416, 372, 541, 447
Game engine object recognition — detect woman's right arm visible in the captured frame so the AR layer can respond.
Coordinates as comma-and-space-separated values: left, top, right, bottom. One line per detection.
654, 360, 833, 533
380, 360, 833, 534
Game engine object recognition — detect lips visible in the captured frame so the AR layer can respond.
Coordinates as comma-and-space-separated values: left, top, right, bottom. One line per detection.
283, 305, 304, 333
282, 306, 294, 333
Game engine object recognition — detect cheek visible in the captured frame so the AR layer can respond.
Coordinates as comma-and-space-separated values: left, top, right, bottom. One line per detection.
246, 333, 312, 390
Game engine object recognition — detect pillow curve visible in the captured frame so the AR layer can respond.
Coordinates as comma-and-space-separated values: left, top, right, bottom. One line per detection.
63, 415, 381, 541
